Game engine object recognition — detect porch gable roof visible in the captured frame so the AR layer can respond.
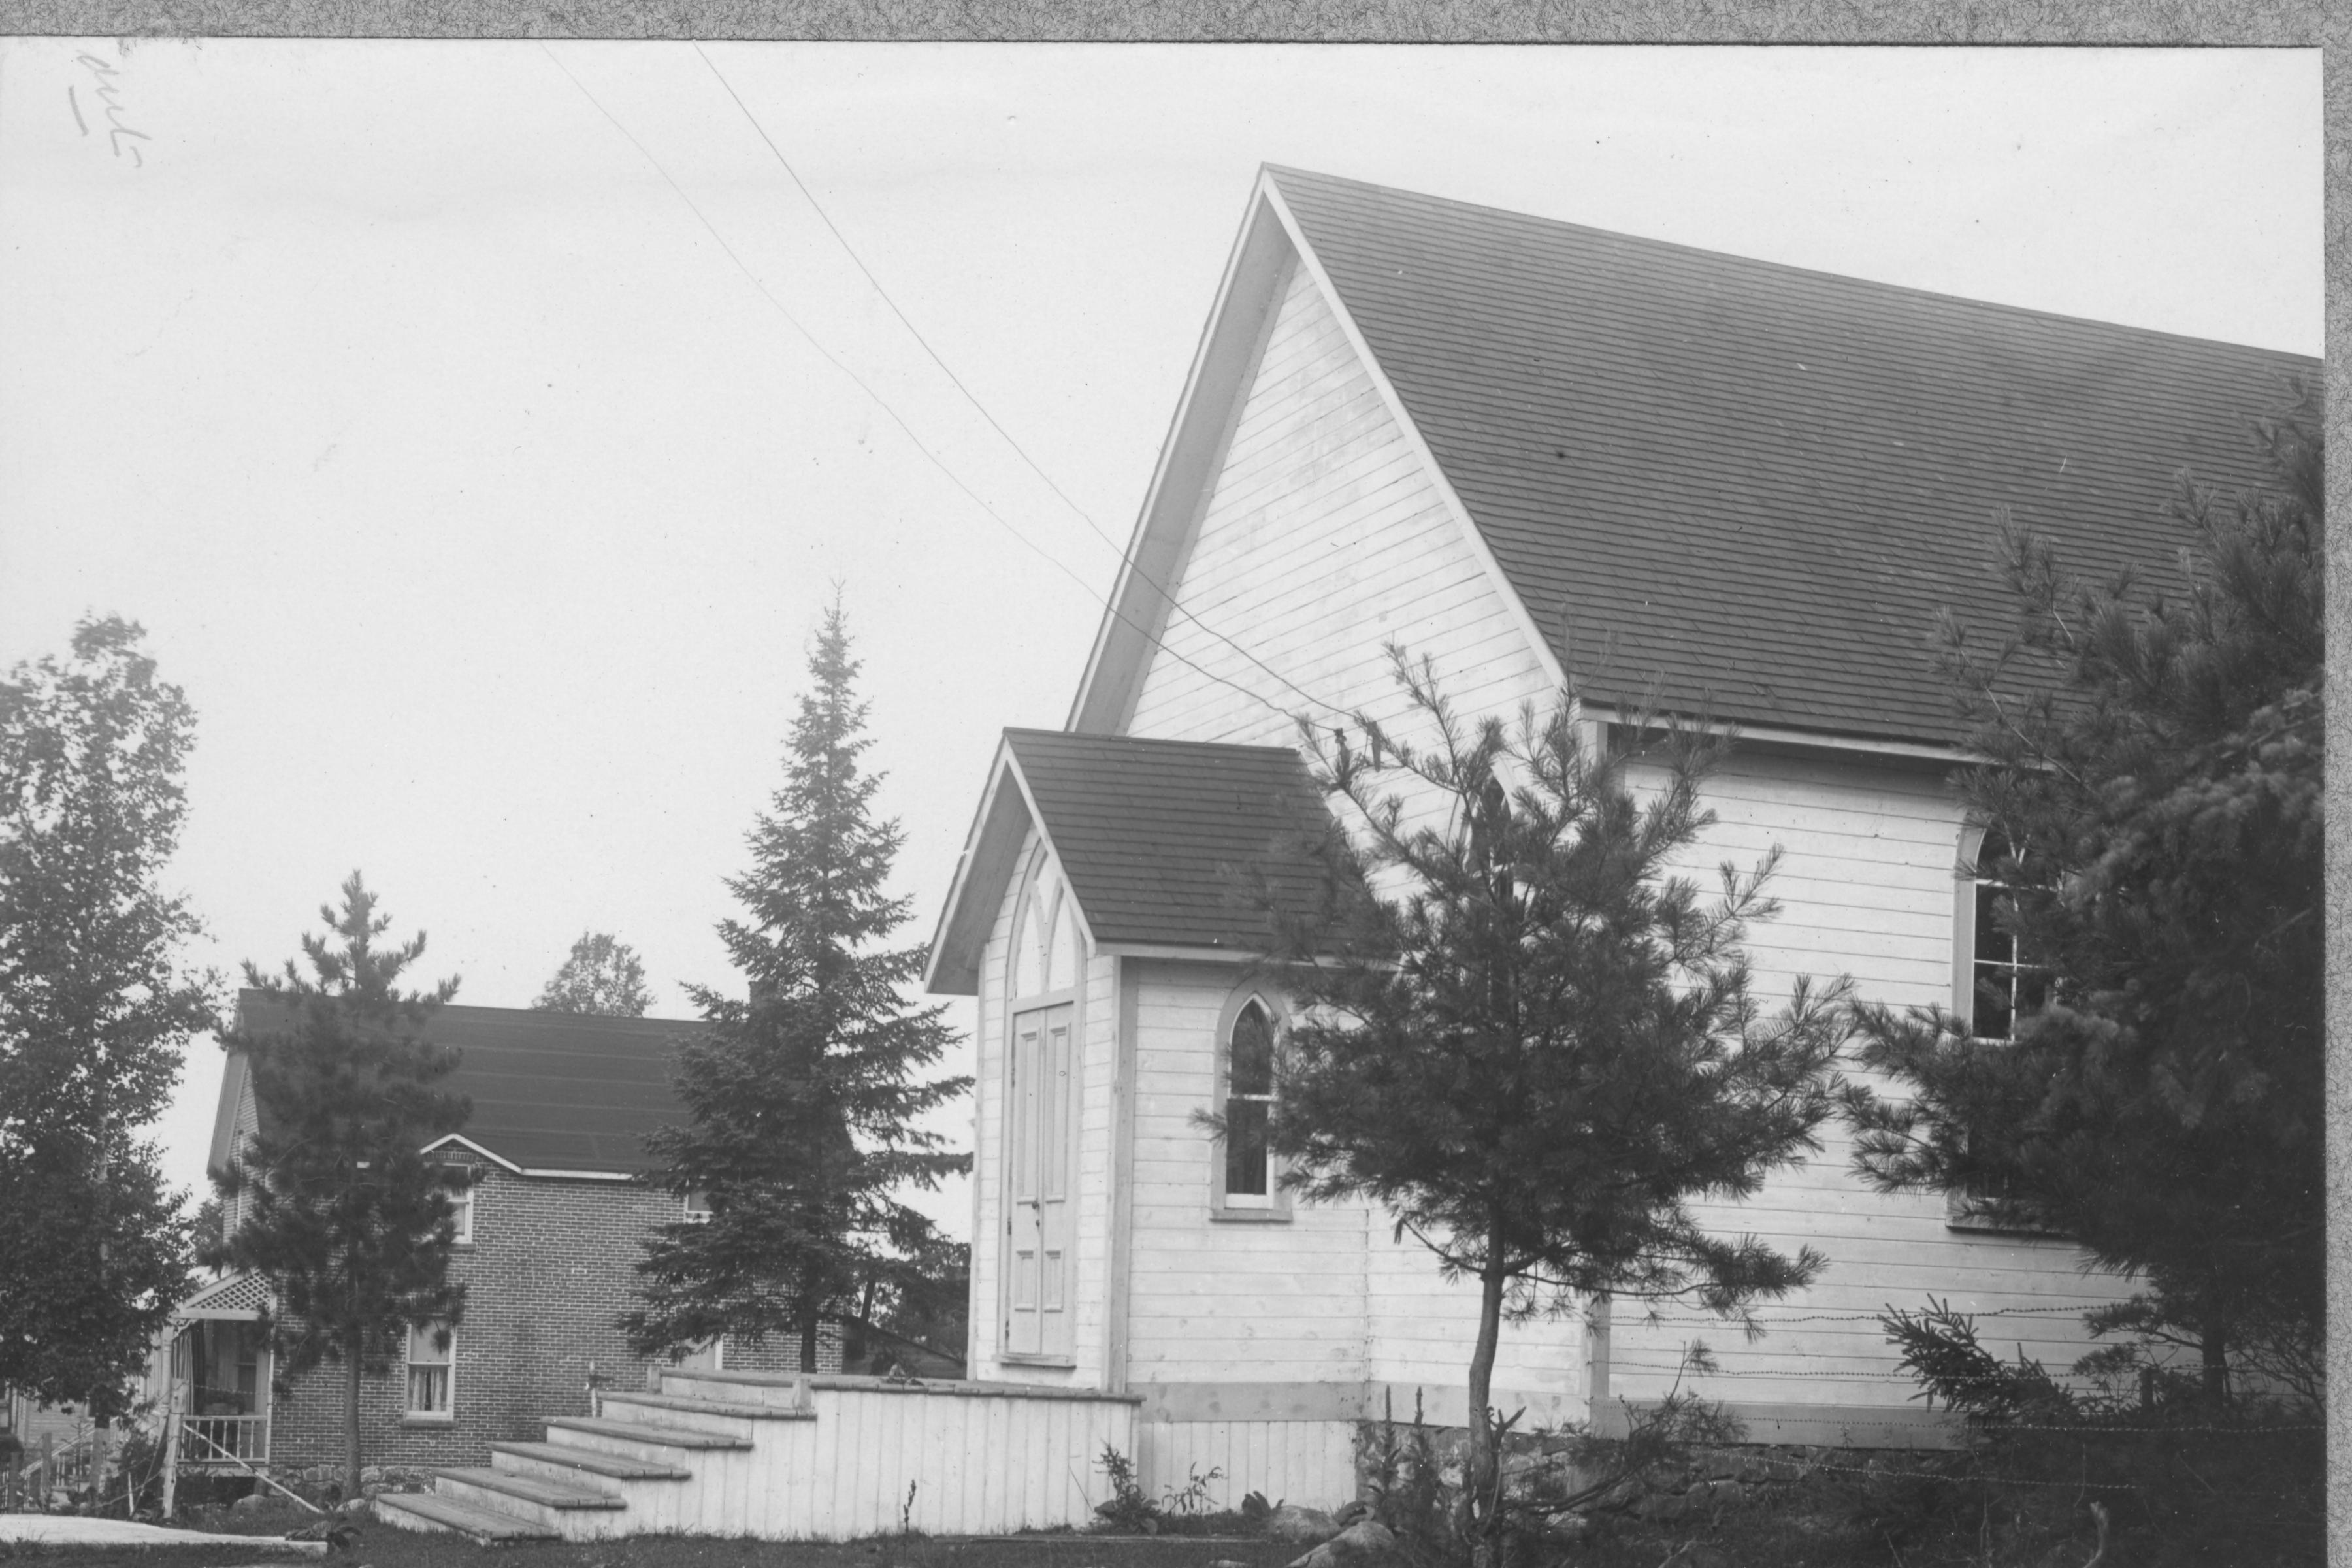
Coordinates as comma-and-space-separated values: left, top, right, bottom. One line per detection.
924, 729, 1337, 996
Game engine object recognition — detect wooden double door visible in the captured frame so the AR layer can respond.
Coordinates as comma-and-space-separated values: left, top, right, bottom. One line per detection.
1004, 1003, 1075, 1360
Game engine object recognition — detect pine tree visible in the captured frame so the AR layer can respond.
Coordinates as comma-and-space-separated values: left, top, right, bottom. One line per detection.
210, 874, 470, 1499
625, 604, 970, 1372
0, 617, 218, 1420
534, 932, 654, 1017
1840, 389, 2323, 1405
1252, 651, 1853, 1563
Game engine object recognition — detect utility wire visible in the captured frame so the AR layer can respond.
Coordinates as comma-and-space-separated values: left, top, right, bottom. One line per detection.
690, 42, 1348, 723
540, 45, 1306, 732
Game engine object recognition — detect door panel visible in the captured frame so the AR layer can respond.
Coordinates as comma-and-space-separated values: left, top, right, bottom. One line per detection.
1005, 1003, 1075, 1359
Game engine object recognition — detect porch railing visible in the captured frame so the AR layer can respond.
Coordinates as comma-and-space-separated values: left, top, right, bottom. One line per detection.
181, 1413, 267, 1464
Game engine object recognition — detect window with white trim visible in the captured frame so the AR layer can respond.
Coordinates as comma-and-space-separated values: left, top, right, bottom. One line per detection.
449, 1186, 474, 1245
682, 1190, 713, 1223
1211, 990, 1288, 1220
404, 1321, 453, 1418
1965, 828, 2048, 1041
1948, 825, 2059, 1234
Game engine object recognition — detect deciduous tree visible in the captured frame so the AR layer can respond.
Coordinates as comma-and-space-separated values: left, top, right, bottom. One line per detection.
209, 874, 470, 1497
1840, 391, 2323, 1404
0, 617, 216, 1419
625, 605, 969, 1371
1250, 653, 1853, 1563
534, 932, 654, 1017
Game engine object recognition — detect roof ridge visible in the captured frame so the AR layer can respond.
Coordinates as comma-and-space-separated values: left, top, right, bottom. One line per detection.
1006, 726, 1307, 759
1262, 164, 2318, 361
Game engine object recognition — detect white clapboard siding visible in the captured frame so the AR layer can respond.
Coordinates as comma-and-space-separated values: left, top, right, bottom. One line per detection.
1125, 258, 1554, 764
1599, 751, 2134, 1411
1136, 1419, 1360, 1513
1123, 961, 1372, 1386
972, 831, 1123, 1384
966, 832, 1020, 1375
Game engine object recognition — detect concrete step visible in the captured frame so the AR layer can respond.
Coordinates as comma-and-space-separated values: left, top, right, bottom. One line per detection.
372, 1490, 558, 1543
491, 1439, 691, 1484
429, 1467, 625, 1511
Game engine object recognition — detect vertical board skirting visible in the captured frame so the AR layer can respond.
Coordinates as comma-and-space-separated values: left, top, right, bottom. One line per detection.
1137, 1418, 1359, 1512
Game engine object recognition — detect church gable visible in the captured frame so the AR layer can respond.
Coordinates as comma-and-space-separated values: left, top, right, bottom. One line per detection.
1122, 254, 1556, 750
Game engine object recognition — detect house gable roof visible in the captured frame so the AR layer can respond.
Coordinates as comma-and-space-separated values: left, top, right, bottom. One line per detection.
925, 729, 1337, 995
225, 992, 702, 1178
1073, 167, 2314, 749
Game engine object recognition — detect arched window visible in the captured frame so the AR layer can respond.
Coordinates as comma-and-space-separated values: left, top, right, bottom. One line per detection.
1948, 825, 2061, 1235
1959, 827, 2046, 1041
1211, 990, 1288, 1220
1008, 854, 1082, 1000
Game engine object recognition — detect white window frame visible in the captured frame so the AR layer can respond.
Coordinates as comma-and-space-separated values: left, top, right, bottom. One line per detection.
448, 1183, 474, 1247
682, 1190, 713, 1224
1946, 823, 2062, 1237
1209, 987, 1290, 1223
404, 1320, 454, 1422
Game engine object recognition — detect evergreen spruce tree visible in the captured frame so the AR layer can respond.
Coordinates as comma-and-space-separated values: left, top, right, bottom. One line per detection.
1251, 651, 1853, 1563
210, 874, 470, 1499
626, 605, 969, 1372
1839, 390, 2324, 1405
0, 617, 218, 1419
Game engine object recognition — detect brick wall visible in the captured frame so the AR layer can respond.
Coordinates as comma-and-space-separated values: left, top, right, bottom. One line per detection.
264, 1166, 840, 1477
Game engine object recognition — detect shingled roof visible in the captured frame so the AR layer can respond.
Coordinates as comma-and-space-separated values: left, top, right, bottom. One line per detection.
225, 992, 700, 1177
1075, 167, 2317, 748
1266, 167, 2314, 745
924, 730, 1337, 994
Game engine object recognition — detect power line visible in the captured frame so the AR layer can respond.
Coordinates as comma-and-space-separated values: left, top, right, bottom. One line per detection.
538, 45, 1308, 733
689, 43, 1347, 723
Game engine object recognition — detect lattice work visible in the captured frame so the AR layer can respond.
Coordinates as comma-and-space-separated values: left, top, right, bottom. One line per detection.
180, 1271, 274, 1316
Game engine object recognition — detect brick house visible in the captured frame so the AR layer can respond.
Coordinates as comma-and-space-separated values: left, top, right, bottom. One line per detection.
155, 992, 841, 1486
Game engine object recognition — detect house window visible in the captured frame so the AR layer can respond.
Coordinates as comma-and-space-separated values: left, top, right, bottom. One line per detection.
1963, 828, 2048, 1041
682, 1191, 713, 1223
448, 1186, 474, 1245
404, 1322, 453, 1419
1948, 825, 2059, 1235
1211, 990, 1288, 1220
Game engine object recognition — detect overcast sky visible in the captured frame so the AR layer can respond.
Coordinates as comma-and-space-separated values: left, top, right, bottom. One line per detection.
0, 41, 2321, 1242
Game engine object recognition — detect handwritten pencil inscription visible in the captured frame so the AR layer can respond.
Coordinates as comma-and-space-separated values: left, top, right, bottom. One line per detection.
67, 53, 150, 167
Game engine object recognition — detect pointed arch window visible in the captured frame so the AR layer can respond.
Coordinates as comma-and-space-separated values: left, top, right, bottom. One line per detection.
1948, 823, 2062, 1234
1010, 855, 1083, 1002
1957, 826, 2049, 1041
1211, 989, 1290, 1222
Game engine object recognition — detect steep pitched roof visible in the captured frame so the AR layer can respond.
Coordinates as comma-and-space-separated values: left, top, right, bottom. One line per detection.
925, 730, 1337, 995
1073, 167, 2315, 749
1267, 167, 2312, 745
225, 992, 700, 1177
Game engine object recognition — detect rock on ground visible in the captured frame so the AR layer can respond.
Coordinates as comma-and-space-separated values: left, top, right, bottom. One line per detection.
1265, 1504, 1341, 1544
1285, 1518, 1401, 1568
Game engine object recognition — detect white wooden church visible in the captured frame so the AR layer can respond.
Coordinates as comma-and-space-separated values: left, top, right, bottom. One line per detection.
919, 165, 2310, 1512
355, 166, 2310, 1543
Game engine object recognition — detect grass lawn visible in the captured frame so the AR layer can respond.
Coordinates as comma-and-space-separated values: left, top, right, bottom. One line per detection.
0, 1516, 1307, 1568
0, 1469, 2321, 1568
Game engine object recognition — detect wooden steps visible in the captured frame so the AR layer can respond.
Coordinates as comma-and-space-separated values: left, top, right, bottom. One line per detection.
372, 1489, 559, 1543
385, 1369, 1137, 1539
427, 1466, 625, 1511
544, 1415, 752, 1450
489, 1439, 691, 1481
600, 1390, 815, 1420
